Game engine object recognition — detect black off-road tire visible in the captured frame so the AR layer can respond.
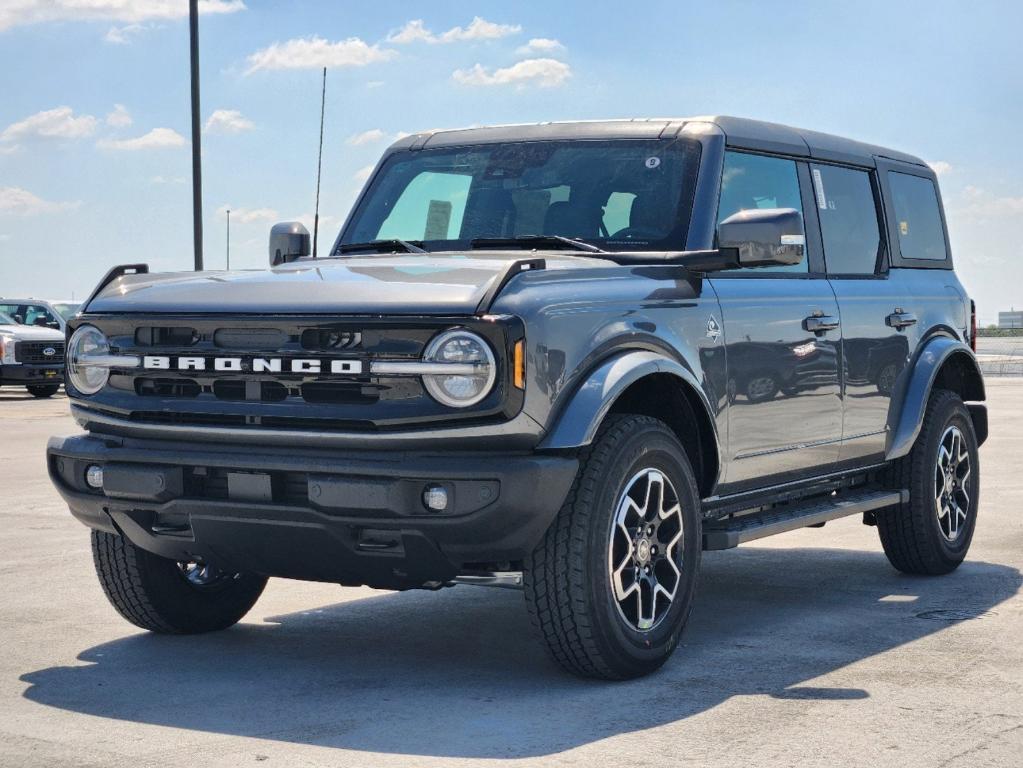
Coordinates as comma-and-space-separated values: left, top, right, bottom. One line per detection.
27, 384, 59, 398
523, 414, 702, 679
91, 530, 267, 633
877, 389, 979, 575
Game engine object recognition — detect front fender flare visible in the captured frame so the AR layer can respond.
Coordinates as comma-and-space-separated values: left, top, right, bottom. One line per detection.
885, 335, 986, 461
538, 350, 711, 450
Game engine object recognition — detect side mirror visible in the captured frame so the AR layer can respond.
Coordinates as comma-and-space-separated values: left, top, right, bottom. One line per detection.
269, 222, 311, 266
717, 208, 805, 268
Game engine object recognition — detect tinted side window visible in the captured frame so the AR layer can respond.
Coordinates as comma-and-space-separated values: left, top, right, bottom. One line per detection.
811, 164, 883, 275
888, 172, 948, 261
717, 152, 806, 273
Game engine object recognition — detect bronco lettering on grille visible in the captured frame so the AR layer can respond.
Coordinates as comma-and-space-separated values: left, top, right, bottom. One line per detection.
142, 356, 362, 375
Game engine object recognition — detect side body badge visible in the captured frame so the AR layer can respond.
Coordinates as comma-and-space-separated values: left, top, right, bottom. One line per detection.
706, 316, 721, 341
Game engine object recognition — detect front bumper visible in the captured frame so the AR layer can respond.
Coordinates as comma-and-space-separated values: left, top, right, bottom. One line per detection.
1, 363, 63, 383
47, 433, 577, 590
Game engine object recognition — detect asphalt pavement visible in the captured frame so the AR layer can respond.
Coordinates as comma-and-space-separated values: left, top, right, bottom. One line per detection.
2, 382, 1021, 767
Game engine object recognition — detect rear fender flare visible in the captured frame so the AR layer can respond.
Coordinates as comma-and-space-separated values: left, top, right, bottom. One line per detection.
885, 335, 986, 460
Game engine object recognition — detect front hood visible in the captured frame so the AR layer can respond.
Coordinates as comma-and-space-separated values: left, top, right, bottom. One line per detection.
85, 253, 607, 315
0, 323, 64, 340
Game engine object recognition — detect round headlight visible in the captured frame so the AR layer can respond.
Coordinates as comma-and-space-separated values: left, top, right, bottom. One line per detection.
422, 329, 496, 408
68, 325, 110, 395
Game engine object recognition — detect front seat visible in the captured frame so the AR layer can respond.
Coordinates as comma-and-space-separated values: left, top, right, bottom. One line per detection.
612, 193, 671, 240
543, 201, 601, 238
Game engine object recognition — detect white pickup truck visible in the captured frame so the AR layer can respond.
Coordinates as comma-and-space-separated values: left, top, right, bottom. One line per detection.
0, 311, 65, 398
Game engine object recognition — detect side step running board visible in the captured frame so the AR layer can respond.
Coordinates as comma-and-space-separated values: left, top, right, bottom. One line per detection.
703, 489, 907, 551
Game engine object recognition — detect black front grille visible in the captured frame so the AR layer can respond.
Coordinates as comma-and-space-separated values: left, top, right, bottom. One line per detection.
15, 341, 65, 364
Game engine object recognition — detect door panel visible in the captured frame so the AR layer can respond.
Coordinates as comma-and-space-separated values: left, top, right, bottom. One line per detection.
712, 278, 843, 486
831, 272, 917, 462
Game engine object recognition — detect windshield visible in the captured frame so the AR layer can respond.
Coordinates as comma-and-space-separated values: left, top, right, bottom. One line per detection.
339, 139, 701, 253
0, 312, 15, 325
51, 302, 79, 320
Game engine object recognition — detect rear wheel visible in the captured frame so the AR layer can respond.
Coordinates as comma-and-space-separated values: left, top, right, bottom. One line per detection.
877, 389, 979, 575
523, 414, 702, 679
27, 384, 59, 398
91, 530, 267, 633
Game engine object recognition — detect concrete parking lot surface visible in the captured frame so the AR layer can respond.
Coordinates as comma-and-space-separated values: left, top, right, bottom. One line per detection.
2, 383, 1021, 767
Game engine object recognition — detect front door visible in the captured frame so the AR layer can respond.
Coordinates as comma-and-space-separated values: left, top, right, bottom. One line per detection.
711, 151, 843, 489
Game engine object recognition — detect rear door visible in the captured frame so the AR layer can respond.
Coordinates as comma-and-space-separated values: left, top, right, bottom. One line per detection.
710, 151, 843, 489
809, 162, 918, 464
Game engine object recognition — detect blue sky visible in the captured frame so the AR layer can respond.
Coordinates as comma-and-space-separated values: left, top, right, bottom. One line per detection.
0, 0, 1020, 322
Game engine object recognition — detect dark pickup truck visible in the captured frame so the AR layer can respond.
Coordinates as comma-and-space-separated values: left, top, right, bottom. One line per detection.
49, 116, 986, 679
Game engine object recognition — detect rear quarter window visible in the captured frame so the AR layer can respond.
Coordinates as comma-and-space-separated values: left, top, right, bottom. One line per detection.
888, 172, 948, 262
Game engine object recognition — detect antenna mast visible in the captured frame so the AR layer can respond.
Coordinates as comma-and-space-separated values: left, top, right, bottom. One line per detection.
313, 66, 327, 258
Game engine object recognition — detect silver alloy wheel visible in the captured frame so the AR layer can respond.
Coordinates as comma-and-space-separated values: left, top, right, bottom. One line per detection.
608, 468, 685, 631
934, 424, 972, 542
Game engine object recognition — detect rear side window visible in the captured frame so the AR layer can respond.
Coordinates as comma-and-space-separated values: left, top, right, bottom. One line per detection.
888, 172, 948, 261
811, 164, 883, 275
717, 151, 807, 273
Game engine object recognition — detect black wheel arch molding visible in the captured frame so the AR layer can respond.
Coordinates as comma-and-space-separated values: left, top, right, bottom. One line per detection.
885, 332, 986, 461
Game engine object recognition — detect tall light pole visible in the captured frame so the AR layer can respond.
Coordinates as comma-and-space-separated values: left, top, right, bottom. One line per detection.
189, 0, 204, 271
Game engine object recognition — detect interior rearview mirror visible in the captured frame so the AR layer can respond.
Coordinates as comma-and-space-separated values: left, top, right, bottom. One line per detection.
717, 207, 805, 268
269, 222, 311, 266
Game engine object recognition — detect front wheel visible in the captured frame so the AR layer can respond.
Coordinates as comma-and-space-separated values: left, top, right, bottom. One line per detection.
91, 530, 267, 633
524, 414, 702, 679
877, 389, 979, 575
27, 384, 59, 398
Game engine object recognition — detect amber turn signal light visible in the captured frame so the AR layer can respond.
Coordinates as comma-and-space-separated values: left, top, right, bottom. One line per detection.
513, 340, 525, 389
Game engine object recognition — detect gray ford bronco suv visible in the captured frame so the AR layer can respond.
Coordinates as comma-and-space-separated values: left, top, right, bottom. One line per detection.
48, 117, 986, 679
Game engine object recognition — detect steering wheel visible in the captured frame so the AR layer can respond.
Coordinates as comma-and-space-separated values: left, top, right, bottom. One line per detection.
611, 226, 662, 241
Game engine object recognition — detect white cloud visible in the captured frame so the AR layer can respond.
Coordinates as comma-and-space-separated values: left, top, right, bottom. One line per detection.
950, 187, 1023, 220
216, 204, 278, 224
97, 127, 186, 150
204, 109, 254, 135
0, 186, 80, 216
1, 106, 97, 142
353, 164, 375, 183
151, 175, 187, 184
346, 128, 385, 146
516, 37, 565, 55
104, 23, 146, 44
388, 17, 521, 44
452, 58, 571, 88
106, 104, 133, 128
1, 0, 245, 32
245, 36, 396, 73
927, 160, 952, 176
366, 80, 385, 89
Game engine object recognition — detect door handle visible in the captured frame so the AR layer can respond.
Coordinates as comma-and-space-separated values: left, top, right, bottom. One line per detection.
886, 310, 918, 330
803, 315, 840, 334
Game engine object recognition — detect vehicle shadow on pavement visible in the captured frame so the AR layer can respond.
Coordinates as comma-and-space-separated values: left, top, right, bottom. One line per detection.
20, 547, 1021, 759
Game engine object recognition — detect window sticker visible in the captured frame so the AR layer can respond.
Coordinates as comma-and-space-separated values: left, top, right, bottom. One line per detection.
899, 220, 909, 236
645, 156, 661, 169
812, 168, 828, 210
425, 199, 453, 240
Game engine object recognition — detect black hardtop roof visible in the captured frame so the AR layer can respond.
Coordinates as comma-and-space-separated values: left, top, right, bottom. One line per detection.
389, 116, 927, 170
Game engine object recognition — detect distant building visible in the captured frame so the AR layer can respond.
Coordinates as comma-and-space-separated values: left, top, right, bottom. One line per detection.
999, 311, 1023, 329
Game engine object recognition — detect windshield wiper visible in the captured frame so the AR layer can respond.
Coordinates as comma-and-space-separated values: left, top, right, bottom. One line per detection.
335, 239, 428, 255
469, 236, 607, 254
